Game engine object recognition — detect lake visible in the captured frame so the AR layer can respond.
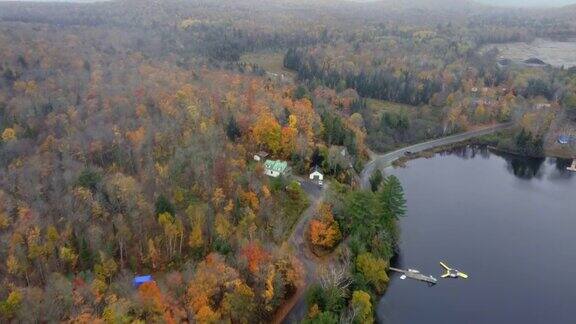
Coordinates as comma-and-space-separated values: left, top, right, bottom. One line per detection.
377, 146, 576, 323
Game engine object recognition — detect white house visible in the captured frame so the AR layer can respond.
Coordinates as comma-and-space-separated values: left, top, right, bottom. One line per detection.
309, 167, 324, 182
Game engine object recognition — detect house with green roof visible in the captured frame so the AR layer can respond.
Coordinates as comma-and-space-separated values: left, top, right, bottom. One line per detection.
264, 160, 291, 178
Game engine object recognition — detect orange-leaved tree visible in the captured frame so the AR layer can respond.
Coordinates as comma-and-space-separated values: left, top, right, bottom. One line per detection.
309, 203, 341, 250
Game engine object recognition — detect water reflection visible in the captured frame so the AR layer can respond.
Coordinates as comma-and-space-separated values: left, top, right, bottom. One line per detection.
507, 156, 545, 179
487, 150, 545, 179
440, 145, 490, 160
438, 146, 572, 180
555, 158, 573, 172
549, 158, 575, 180
379, 148, 576, 323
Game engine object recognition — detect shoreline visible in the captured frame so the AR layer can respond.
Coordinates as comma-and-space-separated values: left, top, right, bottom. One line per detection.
390, 137, 573, 168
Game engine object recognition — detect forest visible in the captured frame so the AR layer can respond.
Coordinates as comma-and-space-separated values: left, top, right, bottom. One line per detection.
0, 0, 575, 323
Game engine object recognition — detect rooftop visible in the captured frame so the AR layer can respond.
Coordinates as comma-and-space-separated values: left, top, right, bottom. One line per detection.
132, 275, 153, 287
264, 160, 288, 173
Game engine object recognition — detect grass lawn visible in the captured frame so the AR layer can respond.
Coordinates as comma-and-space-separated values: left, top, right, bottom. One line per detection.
367, 98, 444, 121
366, 98, 417, 116
241, 51, 296, 77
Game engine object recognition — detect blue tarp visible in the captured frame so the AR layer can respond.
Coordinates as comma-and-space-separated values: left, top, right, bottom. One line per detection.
132, 275, 153, 287
558, 135, 571, 144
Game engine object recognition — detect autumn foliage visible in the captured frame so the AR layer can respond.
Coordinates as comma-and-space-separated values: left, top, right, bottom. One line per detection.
309, 203, 341, 253
241, 242, 270, 274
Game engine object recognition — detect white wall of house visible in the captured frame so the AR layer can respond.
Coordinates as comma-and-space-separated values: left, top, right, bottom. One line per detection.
309, 171, 324, 181
265, 169, 280, 177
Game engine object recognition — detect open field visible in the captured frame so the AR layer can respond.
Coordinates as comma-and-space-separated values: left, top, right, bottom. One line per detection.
241, 51, 296, 77
367, 98, 417, 114
482, 38, 576, 68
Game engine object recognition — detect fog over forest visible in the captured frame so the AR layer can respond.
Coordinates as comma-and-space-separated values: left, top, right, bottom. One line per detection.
476, 0, 575, 6
0, 0, 575, 322
1, 0, 576, 6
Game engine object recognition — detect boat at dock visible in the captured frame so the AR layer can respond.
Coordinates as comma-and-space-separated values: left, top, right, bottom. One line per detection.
389, 267, 437, 285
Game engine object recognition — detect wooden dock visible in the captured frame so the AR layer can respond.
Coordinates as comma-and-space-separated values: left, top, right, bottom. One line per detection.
389, 267, 438, 285
567, 160, 576, 172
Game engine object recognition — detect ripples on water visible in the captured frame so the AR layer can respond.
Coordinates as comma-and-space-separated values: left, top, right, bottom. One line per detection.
377, 146, 575, 324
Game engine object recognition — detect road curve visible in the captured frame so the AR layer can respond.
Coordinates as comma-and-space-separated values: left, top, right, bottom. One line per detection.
360, 123, 512, 189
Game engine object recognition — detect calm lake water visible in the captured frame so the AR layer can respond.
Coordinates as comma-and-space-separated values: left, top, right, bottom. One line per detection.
377, 146, 576, 324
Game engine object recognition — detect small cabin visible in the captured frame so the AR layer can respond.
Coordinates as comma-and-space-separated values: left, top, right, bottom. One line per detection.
309, 167, 324, 182
253, 151, 269, 162
264, 160, 290, 178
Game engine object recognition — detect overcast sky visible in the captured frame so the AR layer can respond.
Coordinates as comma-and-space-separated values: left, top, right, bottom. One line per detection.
475, 0, 575, 6
1, 0, 576, 7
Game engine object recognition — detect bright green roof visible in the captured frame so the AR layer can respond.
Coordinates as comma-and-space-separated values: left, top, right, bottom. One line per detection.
264, 160, 288, 173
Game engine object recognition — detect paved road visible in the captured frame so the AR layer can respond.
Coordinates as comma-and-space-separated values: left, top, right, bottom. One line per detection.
360, 123, 513, 189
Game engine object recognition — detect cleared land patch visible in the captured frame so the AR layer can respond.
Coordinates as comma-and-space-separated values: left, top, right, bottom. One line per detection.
482, 38, 576, 68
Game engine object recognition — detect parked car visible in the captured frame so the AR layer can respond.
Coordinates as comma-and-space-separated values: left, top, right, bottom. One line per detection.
558, 135, 570, 145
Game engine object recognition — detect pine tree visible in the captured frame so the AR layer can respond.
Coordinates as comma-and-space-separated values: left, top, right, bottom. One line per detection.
226, 116, 241, 141
378, 176, 406, 219
369, 169, 383, 192
79, 238, 92, 269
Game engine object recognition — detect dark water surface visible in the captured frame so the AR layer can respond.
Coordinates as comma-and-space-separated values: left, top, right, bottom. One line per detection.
377, 147, 576, 324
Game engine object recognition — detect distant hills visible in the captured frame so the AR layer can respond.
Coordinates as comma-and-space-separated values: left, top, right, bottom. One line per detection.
0, 0, 110, 2
475, 0, 576, 7
349, 0, 482, 8
349, 0, 575, 6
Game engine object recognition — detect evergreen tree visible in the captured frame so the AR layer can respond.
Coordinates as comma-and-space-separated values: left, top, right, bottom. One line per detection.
155, 195, 175, 216
369, 169, 383, 192
79, 238, 92, 269
378, 176, 406, 219
226, 116, 241, 141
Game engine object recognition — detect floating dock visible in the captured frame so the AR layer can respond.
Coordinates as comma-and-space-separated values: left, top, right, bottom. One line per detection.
568, 160, 576, 172
389, 267, 437, 285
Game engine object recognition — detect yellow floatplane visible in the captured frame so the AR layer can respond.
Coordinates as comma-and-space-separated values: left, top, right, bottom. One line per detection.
440, 262, 468, 279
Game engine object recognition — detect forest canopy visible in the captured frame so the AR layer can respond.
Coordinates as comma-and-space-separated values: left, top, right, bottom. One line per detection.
1, 0, 575, 322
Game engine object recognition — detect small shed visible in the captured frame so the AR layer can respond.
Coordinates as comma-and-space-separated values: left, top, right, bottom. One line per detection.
309, 167, 324, 182
254, 151, 269, 162
534, 103, 551, 110
132, 275, 153, 288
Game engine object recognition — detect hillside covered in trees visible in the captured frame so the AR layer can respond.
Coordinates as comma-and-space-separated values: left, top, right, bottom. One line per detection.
0, 0, 575, 323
